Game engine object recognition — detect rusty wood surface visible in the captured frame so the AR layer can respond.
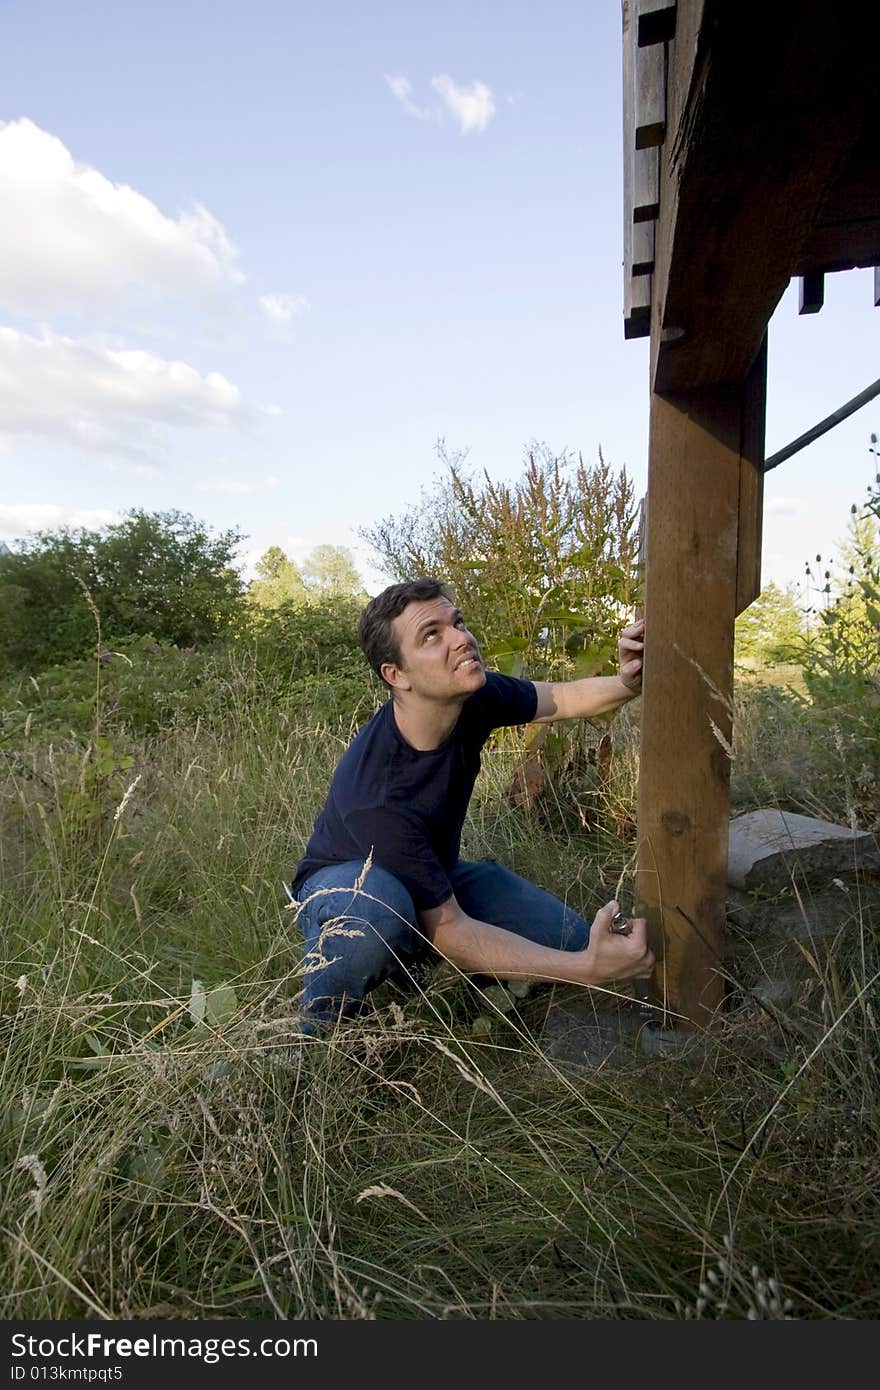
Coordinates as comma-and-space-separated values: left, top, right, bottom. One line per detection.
636, 382, 742, 1028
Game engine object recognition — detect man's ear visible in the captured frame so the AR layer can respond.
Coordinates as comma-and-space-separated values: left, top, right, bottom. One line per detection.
380, 662, 411, 692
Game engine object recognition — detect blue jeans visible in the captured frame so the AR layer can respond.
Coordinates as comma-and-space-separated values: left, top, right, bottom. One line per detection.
293, 858, 590, 1029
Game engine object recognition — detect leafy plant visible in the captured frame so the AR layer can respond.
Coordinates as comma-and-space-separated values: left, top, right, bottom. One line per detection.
361, 441, 640, 682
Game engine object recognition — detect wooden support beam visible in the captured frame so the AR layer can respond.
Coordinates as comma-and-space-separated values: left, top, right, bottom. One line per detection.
649, 1, 880, 391
636, 381, 743, 1029
799, 272, 825, 315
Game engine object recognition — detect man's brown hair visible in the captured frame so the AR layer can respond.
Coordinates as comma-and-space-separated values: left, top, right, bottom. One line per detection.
358, 577, 454, 688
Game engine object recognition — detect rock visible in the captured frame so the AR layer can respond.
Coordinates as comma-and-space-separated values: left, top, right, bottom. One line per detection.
728, 809, 880, 893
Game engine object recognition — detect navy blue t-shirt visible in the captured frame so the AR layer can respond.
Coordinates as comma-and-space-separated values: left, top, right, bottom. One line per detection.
291, 672, 538, 910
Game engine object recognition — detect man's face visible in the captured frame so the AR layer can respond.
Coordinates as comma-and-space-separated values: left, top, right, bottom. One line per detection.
384, 597, 485, 700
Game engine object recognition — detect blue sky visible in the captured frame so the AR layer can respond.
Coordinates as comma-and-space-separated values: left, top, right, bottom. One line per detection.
1, 0, 877, 597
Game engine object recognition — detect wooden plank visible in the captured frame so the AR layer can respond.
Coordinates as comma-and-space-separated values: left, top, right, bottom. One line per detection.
637, 0, 677, 46
633, 146, 660, 222
623, 2, 636, 286
735, 333, 766, 616
624, 3, 654, 329
633, 221, 655, 276
635, 38, 666, 148
624, 0, 663, 215
799, 272, 824, 315
636, 382, 741, 1028
625, 274, 652, 339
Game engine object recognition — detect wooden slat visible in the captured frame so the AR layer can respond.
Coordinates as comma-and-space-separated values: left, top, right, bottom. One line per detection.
625, 274, 652, 339
635, 38, 666, 148
636, 382, 741, 1029
637, 0, 677, 46
735, 333, 766, 616
799, 272, 825, 315
633, 146, 660, 222
624, 1, 654, 333
623, 0, 635, 321
633, 221, 655, 276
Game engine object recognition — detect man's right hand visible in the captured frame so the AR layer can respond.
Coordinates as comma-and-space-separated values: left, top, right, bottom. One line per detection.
579, 900, 654, 985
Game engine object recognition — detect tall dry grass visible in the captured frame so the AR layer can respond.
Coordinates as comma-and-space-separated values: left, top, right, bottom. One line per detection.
1, 671, 879, 1319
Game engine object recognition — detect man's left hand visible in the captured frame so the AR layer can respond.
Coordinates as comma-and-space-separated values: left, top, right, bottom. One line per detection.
618, 618, 644, 694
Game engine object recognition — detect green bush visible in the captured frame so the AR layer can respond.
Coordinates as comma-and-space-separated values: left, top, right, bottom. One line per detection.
0, 510, 245, 674
0, 596, 377, 744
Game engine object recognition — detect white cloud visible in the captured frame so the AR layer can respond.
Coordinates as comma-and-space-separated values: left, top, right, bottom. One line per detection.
0, 327, 248, 459
197, 476, 280, 495
259, 293, 309, 324
765, 497, 803, 516
430, 75, 495, 133
384, 73, 434, 122
0, 118, 243, 318
0, 504, 120, 542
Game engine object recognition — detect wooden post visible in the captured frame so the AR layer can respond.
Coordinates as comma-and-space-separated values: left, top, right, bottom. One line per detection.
736, 333, 767, 615
636, 383, 745, 1030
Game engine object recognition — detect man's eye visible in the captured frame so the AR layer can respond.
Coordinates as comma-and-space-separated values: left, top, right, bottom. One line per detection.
454, 617, 466, 628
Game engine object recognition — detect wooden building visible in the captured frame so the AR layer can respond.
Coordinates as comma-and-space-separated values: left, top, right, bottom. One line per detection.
622, 0, 880, 1027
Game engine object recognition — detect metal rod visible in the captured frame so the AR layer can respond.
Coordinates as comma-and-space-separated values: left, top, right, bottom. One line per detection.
762, 374, 880, 472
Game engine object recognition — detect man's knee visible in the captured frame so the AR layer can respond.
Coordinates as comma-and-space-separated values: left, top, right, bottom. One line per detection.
299, 863, 427, 1015
312, 865, 417, 945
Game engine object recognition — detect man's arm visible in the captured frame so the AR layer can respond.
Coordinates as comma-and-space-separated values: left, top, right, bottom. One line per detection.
419, 894, 653, 987
531, 618, 645, 723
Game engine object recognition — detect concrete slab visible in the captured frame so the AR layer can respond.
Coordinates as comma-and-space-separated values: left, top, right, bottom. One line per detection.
728, 809, 879, 893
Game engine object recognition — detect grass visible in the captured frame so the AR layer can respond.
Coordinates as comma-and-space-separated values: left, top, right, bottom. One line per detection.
1, 669, 879, 1319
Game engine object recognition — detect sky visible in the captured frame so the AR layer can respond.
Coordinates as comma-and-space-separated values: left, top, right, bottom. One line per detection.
0, 0, 877, 599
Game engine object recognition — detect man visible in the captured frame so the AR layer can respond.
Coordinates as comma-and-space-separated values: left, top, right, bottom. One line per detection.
290, 577, 653, 1029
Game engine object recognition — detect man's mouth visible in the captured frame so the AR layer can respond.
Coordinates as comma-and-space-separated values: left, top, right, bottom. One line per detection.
454, 653, 481, 672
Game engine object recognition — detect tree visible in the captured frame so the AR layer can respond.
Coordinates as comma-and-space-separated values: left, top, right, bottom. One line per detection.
0, 509, 245, 673
734, 580, 806, 666
301, 544, 364, 598
802, 441, 880, 679
248, 546, 308, 609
